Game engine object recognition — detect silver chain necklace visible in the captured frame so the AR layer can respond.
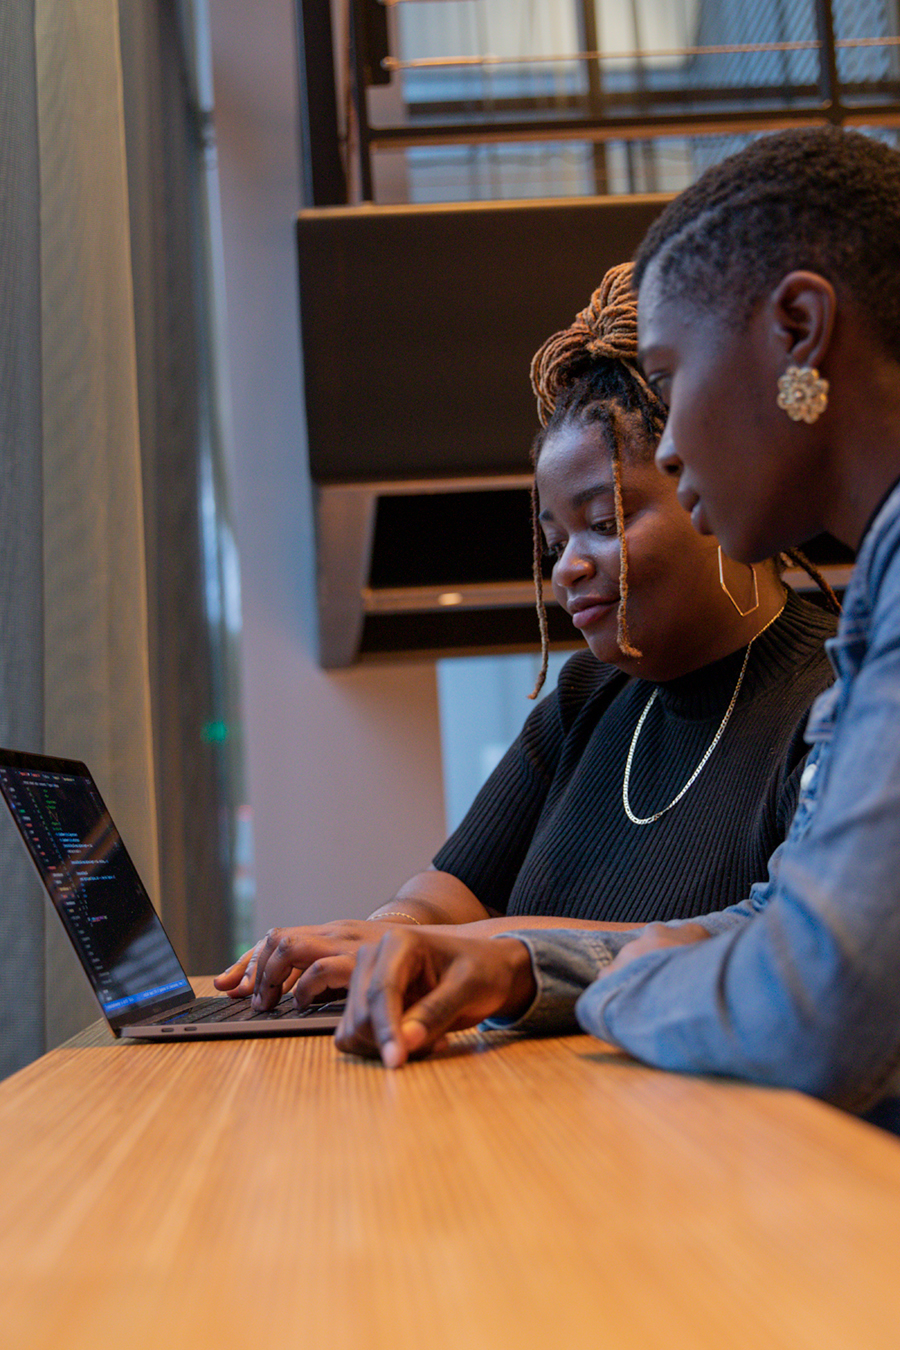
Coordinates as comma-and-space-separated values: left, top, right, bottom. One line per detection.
622, 599, 787, 826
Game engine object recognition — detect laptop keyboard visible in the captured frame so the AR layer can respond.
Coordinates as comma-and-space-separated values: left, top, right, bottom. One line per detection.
154, 994, 346, 1025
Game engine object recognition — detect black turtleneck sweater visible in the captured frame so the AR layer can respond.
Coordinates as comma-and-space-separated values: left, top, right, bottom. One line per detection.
433, 589, 837, 924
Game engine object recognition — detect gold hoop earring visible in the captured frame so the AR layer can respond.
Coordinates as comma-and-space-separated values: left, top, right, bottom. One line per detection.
776, 365, 829, 424
718, 545, 759, 617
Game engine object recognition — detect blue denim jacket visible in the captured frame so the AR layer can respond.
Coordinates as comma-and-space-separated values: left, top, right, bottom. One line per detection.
491, 480, 900, 1115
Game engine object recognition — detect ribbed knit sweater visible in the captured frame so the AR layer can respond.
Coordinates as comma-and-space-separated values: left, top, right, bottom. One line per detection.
433, 589, 837, 925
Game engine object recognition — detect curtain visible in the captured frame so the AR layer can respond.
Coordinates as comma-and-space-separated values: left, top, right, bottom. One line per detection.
0, 0, 46, 1076
117, 1, 245, 974
37, 0, 162, 1046
0, 0, 245, 1071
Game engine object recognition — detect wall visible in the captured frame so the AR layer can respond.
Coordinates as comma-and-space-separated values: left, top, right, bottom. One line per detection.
207, 0, 447, 938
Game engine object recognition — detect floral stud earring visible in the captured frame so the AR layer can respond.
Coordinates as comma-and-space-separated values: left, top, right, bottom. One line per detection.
776, 365, 829, 423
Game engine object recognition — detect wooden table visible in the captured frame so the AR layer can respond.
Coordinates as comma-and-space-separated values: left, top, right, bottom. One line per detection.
3, 980, 900, 1350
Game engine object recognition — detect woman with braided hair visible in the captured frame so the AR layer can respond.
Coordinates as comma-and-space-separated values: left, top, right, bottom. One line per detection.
221, 261, 837, 1012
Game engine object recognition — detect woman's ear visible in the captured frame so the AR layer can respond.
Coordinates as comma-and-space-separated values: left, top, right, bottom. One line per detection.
768, 271, 837, 371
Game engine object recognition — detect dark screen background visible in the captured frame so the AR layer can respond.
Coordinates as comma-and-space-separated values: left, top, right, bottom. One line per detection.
0, 767, 189, 1013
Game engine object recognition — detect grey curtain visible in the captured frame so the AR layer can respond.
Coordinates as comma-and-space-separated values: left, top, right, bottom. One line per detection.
118, 1, 243, 972
0, 0, 245, 1074
0, 0, 47, 1076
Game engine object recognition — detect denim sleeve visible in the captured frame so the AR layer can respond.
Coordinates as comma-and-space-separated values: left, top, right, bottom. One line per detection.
575, 540, 900, 1114
478, 871, 778, 1034
480, 929, 615, 1033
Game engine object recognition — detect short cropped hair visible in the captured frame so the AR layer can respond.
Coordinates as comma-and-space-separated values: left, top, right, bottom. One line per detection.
633, 126, 900, 356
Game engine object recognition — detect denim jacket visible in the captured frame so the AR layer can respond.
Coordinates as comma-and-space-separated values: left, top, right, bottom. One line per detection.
490, 480, 900, 1115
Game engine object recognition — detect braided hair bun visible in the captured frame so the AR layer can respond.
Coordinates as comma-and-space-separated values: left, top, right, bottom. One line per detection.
531, 262, 643, 426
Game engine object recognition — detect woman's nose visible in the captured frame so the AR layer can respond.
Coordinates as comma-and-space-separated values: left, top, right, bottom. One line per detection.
655, 424, 682, 478
554, 541, 594, 586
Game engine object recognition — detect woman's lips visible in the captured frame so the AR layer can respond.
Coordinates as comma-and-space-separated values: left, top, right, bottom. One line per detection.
570, 598, 618, 630
679, 485, 712, 536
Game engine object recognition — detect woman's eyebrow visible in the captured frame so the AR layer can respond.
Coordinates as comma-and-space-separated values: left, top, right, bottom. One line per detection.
571, 482, 614, 509
538, 482, 614, 522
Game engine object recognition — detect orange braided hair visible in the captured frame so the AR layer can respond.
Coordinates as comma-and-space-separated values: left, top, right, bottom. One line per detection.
528, 262, 650, 696
530, 261, 650, 428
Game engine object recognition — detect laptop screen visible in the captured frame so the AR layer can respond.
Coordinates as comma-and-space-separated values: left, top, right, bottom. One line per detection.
0, 756, 192, 1023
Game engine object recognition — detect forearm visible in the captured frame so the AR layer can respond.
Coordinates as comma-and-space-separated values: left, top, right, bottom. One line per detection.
570, 586, 900, 1111
368, 869, 493, 926
458, 915, 642, 936
475, 906, 761, 1037
574, 822, 900, 1110
371, 886, 648, 935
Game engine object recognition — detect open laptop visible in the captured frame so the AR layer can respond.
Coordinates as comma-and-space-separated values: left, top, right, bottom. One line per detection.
0, 746, 344, 1039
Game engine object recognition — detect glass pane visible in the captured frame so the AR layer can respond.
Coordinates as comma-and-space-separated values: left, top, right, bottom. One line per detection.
437, 650, 572, 833
369, 1, 900, 206
833, 0, 900, 106
376, 130, 773, 205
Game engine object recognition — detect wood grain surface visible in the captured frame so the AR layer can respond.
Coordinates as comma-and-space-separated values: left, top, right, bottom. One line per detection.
4, 985, 900, 1349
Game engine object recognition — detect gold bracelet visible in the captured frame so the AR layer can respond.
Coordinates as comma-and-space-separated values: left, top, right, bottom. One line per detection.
369, 911, 422, 925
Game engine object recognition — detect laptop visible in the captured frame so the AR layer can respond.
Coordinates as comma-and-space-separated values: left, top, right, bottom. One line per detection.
0, 746, 344, 1039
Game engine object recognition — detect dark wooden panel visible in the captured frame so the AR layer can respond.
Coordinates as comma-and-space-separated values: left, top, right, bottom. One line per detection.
297, 195, 672, 483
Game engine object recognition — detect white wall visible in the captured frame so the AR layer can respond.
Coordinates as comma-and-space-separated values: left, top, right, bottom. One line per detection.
207, 0, 447, 936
